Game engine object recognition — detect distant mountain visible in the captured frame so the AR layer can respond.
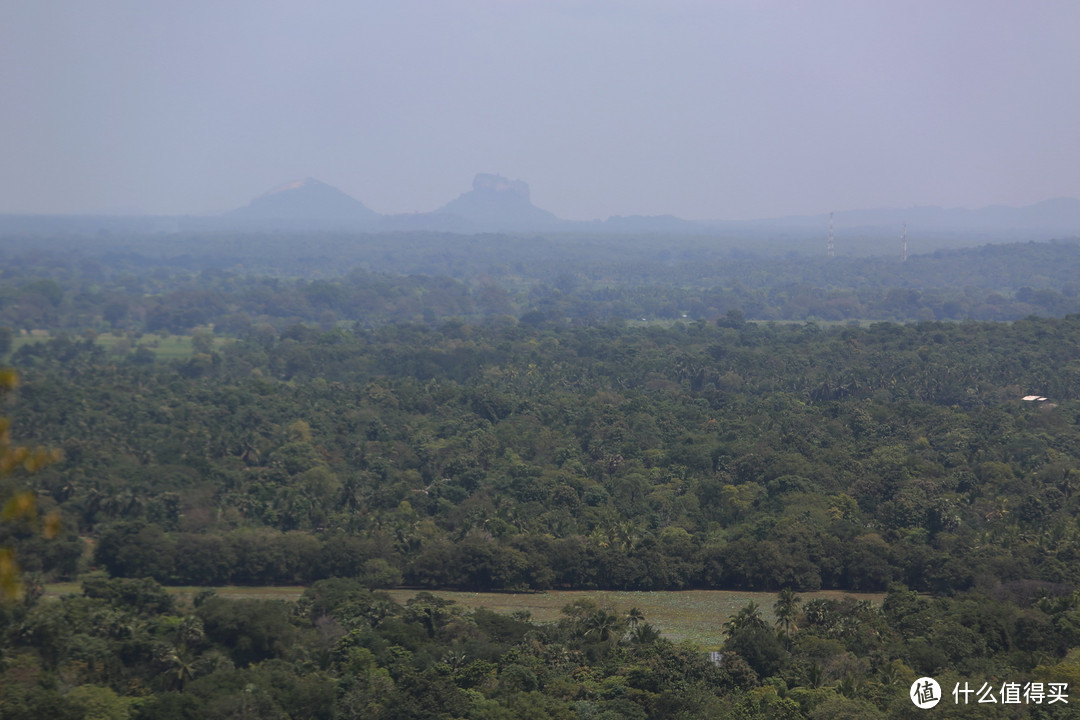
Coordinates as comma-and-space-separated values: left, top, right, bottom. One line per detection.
3, 174, 1078, 250
225, 178, 379, 228
383, 173, 562, 233
379, 174, 717, 234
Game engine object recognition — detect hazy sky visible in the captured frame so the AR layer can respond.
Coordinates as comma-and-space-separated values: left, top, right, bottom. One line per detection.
3, 0, 1078, 220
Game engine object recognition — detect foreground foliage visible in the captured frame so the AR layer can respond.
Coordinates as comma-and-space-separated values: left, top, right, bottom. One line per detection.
4, 577, 1080, 719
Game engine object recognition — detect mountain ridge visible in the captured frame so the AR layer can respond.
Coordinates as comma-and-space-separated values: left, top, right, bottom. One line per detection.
224, 175, 1080, 239
2, 175, 1078, 245
225, 177, 379, 227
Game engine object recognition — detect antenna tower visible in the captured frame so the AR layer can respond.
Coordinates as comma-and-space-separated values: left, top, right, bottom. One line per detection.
827, 212, 835, 257
901, 222, 908, 262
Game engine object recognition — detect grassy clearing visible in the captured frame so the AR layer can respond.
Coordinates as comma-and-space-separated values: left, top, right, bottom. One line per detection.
133, 334, 195, 360
44, 584, 882, 648
9, 330, 228, 360
387, 589, 885, 648
43, 583, 304, 603
9, 330, 52, 353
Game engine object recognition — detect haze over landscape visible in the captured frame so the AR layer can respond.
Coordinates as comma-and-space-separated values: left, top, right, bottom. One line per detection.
3, 0, 1079, 221
11, 4, 1080, 718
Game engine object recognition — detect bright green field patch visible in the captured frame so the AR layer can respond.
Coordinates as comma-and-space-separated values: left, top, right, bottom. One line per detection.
9, 331, 228, 360
44, 583, 305, 603
9, 330, 52, 353
42, 582, 82, 597
183, 585, 306, 601
45, 584, 881, 649
386, 589, 884, 648
136, 334, 195, 359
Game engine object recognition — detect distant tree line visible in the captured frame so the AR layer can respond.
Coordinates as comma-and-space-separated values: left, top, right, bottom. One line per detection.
3, 237, 1080, 332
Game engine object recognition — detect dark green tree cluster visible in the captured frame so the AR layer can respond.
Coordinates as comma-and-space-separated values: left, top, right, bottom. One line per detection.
9, 315, 1080, 598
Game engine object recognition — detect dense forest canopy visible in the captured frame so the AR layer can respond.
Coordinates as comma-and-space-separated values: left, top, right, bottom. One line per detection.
5, 229, 1080, 718
8, 313, 1080, 595
2, 233, 1080, 329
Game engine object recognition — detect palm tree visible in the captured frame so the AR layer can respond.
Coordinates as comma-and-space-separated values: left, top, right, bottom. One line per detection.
774, 589, 802, 636
584, 609, 623, 643
723, 601, 767, 637
240, 441, 261, 466
1058, 469, 1080, 499
807, 662, 824, 689
837, 673, 861, 698
629, 622, 662, 645
176, 615, 205, 649
160, 645, 197, 691
879, 661, 903, 687
339, 476, 366, 513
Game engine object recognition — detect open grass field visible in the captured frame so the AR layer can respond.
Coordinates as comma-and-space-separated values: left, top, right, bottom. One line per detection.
44, 583, 303, 603
9, 330, 228, 359
44, 584, 883, 648
8, 329, 52, 353
385, 589, 885, 647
